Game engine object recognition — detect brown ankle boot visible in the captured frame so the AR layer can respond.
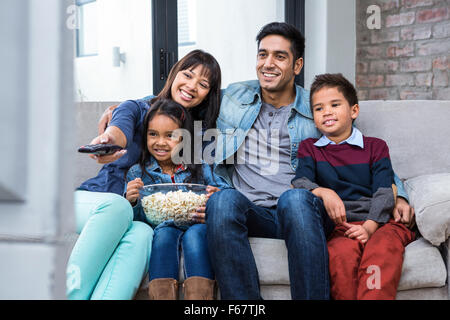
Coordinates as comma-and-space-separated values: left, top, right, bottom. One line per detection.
148, 278, 178, 300
182, 276, 216, 300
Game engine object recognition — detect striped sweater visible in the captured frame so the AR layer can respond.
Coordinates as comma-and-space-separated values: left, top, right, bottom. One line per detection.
291, 136, 395, 224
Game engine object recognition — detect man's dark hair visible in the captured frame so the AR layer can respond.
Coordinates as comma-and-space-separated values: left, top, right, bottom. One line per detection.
256, 22, 305, 62
310, 73, 359, 113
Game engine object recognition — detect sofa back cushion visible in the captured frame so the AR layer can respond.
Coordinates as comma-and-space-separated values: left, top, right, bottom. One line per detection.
75, 102, 118, 189
356, 100, 450, 179
75, 100, 450, 187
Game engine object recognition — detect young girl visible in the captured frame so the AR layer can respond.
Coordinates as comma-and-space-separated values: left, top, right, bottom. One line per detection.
125, 99, 230, 300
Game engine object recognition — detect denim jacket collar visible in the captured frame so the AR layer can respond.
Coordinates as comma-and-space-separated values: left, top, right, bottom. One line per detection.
145, 156, 186, 174
237, 80, 312, 119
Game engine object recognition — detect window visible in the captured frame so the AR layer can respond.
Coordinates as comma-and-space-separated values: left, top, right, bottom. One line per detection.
177, 0, 196, 47
76, 0, 98, 57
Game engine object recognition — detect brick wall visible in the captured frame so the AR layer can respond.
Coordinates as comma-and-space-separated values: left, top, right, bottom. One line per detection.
356, 0, 450, 100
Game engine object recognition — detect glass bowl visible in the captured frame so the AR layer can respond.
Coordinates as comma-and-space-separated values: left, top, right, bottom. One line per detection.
139, 183, 208, 227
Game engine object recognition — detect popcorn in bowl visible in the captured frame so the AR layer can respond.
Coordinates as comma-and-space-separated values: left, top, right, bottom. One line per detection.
139, 183, 208, 227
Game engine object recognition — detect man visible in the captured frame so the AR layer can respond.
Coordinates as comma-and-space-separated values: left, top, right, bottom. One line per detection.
204, 22, 414, 300
97, 22, 415, 300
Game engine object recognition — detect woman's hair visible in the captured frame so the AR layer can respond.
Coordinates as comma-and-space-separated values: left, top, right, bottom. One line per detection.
151, 49, 222, 130
139, 98, 204, 184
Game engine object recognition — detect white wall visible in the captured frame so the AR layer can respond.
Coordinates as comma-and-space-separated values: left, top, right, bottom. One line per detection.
75, 0, 356, 99
75, 0, 153, 102
304, 0, 356, 90
0, 0, 75, 299
179, 0, 285, 88
76, 0, 284, 101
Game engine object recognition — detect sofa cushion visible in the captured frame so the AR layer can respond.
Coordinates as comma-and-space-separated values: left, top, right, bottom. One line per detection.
250, 236, 447, 292
356, 100, 450, 180
397, 237, 447, 291
404, 173, 450, 246
250, 238, 290, 285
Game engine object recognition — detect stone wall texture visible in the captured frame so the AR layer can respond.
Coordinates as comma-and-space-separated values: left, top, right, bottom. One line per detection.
356, 0, 450, 100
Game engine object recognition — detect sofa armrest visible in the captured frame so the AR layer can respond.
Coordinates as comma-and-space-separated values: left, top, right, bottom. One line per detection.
443, 238, 450, 299
404, 173, 450, 246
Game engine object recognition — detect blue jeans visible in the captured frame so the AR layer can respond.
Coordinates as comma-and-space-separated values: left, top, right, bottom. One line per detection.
206, 188, 334, 300
149, 222, 214, 280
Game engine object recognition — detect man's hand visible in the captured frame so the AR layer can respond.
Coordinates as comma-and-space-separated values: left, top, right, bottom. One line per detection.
98, 105, 118, 135
312, 187, 347, 224
126, 178, 144, 205
393, 197, 416, 229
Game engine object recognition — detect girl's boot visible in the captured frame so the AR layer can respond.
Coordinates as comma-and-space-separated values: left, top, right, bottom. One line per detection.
148, 278, 178, 300
182, 276, 216, 300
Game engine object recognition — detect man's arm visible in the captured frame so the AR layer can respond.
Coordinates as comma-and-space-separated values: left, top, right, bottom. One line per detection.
98, 96, 154, 135
89, 100, 143, 164
98, 105, 118, 135
393, 169, 415, 228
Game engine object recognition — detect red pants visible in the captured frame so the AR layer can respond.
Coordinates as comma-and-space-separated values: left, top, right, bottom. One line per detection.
327, 220, 415, 300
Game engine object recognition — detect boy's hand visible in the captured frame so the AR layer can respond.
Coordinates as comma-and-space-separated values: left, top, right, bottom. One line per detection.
342, 220, 379, 244
126, 178, 144, 205
312, 187, 347, 224
342, 222, 370, 244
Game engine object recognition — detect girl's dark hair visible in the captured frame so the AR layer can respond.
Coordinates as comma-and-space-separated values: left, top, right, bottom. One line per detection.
309, 73, 359, 112
256, 22, 305, 62
150, 49, 222, 130
139, 98, 204, 184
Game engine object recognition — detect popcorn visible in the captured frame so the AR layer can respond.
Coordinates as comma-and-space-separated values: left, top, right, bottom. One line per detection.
141, 190, 208, 227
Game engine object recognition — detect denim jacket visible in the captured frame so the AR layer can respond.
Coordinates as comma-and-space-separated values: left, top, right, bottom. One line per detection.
213, 80, 408, 200
126, 156, 231, 223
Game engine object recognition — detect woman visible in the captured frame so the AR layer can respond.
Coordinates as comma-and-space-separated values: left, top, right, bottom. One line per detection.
67, 50, 222, 300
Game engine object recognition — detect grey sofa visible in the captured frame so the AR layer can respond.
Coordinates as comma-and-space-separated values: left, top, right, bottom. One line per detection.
75, 100, 450, 300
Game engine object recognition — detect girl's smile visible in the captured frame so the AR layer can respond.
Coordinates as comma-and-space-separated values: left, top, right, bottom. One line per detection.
147, 114, 182, 167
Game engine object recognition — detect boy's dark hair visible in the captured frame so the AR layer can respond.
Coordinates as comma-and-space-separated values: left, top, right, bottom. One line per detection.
139, 98, 204, 184
309, 73, 359, 113
256, 22, 305, 62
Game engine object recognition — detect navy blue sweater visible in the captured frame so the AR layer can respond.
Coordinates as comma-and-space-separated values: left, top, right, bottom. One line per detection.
292, 136, 396, 224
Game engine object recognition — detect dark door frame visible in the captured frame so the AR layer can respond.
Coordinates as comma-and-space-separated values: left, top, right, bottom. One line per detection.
285, 0, 306, 87
152, 0, 306, 93
152, 0, 178, 95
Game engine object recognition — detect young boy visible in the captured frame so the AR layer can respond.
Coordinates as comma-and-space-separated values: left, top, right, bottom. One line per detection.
291, 73, 415, 300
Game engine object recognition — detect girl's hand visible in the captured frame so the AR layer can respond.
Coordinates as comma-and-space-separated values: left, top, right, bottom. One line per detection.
312, 187, 347, 225
190, 210, 206, 224
205, 185, 220, 199
126, 178, 144, 205
190, 186, 220, 224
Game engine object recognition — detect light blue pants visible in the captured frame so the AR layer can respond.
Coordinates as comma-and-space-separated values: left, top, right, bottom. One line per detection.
67, 190, 154, 300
